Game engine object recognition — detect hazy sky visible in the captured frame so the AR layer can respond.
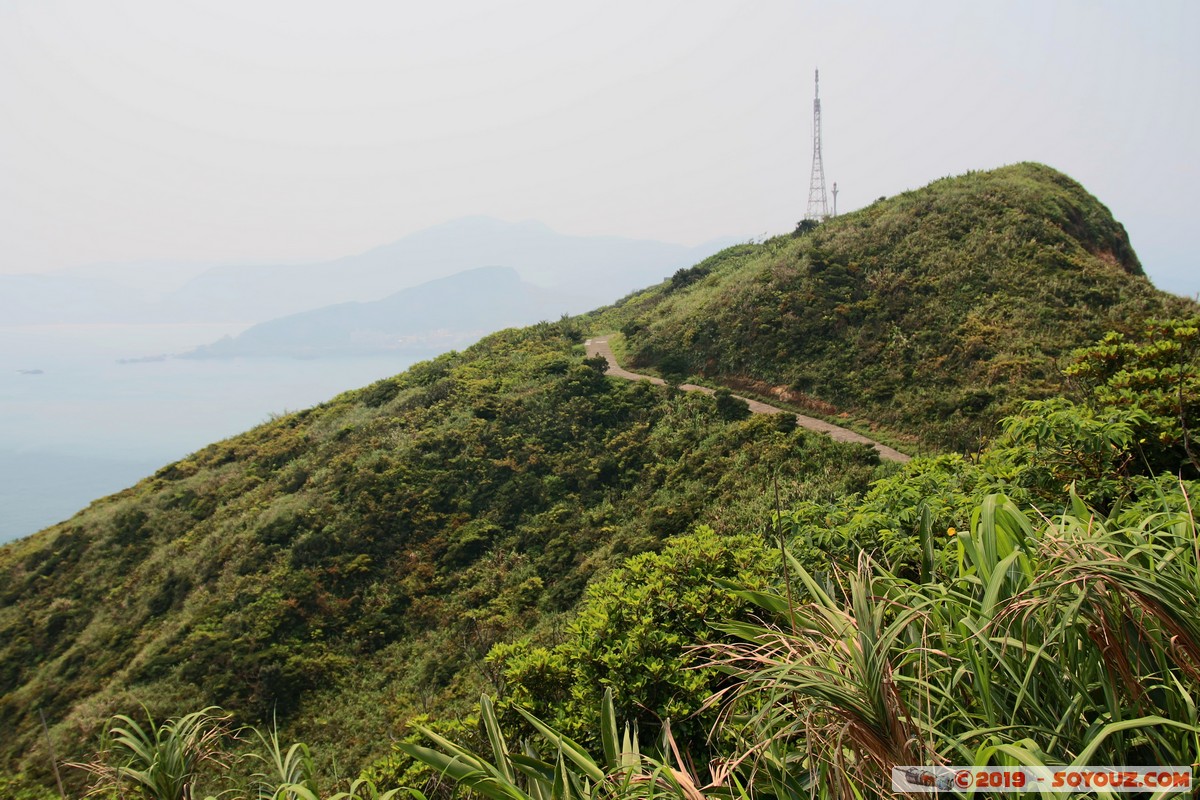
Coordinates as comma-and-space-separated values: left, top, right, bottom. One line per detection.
1, 0, 1197, 295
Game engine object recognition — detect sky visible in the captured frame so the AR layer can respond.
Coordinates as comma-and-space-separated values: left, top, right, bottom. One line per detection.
1, 0, 1197, 296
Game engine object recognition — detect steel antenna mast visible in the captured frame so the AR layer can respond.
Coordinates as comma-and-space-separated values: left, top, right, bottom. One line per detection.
805, 69, 829, 221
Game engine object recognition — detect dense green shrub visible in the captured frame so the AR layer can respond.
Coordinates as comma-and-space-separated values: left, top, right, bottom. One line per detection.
1065, 316, 1200, 476
0, 773, 58, 800
713, 388, 750, 421
490, 527, 776, 756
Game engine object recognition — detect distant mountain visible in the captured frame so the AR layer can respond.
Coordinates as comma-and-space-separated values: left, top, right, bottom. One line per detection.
155, 217, 736, 322
185, 266, 582, 358
3, 219, 736, 325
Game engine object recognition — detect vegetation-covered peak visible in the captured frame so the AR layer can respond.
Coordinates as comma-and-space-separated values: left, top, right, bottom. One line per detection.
865, 162, 1143, 276
598, 163, 1193, 451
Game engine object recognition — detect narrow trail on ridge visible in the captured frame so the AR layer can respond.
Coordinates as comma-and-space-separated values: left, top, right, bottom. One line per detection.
584, 335, 911, 464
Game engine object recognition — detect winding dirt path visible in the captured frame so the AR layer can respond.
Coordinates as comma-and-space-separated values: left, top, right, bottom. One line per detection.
585, 335, 910, 463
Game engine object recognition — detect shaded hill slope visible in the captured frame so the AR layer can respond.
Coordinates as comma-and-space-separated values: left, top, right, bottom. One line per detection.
0, 321, 886, 784
595, 163, 1196, 450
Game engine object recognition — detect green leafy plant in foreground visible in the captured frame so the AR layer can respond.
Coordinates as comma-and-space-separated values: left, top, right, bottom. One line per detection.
68, 482, 1200, 799
68, 706, 232, 799
381, 485, 1200, 800
708, 488, 1200, 799
248, 719, 320, 800
397, 690, 713, 800
69, 706, 408, 800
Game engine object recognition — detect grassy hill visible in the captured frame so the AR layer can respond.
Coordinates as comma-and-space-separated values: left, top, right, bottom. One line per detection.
595, 163, 1195, 450
1, 163, 1196, 795
0, 321, 886, 788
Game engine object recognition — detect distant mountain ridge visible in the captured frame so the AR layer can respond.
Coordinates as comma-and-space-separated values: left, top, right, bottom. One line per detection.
185, 266, 580, 358
1, 218, 736, 325
156, 217, 735, 321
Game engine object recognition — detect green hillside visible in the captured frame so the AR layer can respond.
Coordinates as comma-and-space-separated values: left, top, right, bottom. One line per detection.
596, 163, 1195, 450
0, 321, 885, 788
1, 164, 1197, 797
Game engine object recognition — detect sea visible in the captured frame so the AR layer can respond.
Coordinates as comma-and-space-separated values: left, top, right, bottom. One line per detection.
0, 323, 420, 543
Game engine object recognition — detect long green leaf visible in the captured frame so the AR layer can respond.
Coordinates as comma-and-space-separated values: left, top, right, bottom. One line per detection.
599, 687, 619, 772
1072, 716, 1200, 767
394, 743, 528, 800
481, 694, 516, 785
513, 708, 604, 784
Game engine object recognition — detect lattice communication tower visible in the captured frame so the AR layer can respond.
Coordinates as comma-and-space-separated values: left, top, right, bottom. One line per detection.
805, 69, 829, 221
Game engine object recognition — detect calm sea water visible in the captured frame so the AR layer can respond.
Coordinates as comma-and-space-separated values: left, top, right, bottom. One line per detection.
0, 324, 420, 543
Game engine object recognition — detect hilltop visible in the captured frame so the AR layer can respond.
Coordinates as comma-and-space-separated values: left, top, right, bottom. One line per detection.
595, 163, 1195, 450
1, 164, 1195, 793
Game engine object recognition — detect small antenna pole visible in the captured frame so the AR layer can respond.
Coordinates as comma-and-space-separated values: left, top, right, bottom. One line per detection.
832, 182, 839, 217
